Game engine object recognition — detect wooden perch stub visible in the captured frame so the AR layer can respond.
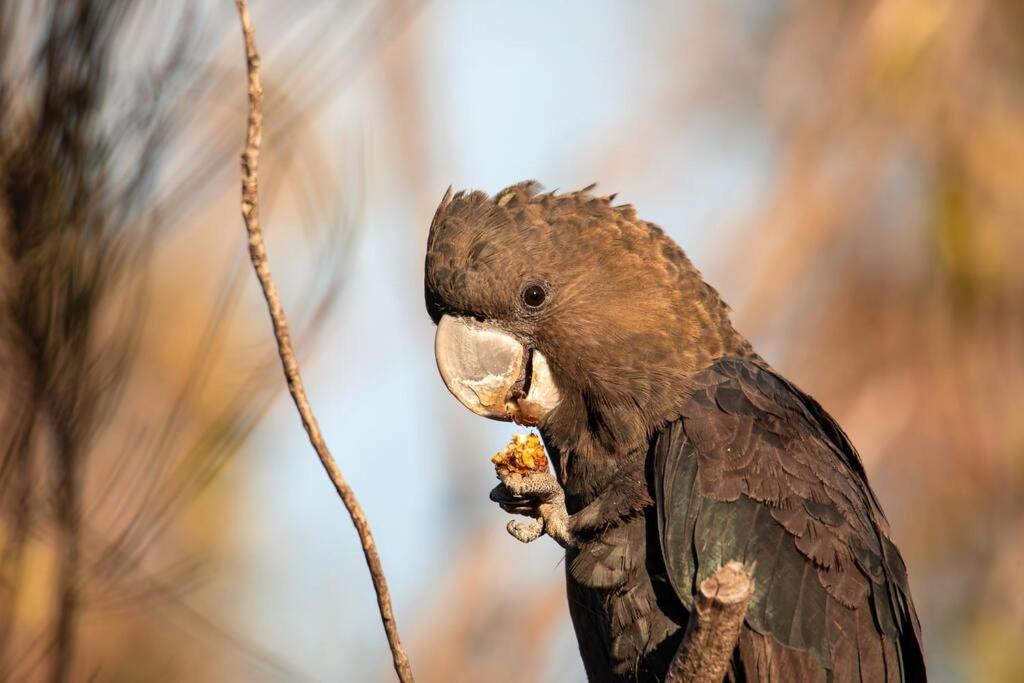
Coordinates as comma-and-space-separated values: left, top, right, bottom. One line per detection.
666, 561, 755, 683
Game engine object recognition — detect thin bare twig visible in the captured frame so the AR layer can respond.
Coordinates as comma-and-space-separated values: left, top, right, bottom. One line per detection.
232, 2, 414, 681
666, 561, 755, 683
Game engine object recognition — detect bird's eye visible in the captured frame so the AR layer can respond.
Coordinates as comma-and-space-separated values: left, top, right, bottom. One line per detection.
522, 284, 547, 308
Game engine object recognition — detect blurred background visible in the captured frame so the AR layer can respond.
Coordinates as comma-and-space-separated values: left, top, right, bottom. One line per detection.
1, 0, 1022, 681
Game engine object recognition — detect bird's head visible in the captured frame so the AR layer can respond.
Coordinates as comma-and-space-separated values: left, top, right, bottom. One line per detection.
425, 181, 751, 459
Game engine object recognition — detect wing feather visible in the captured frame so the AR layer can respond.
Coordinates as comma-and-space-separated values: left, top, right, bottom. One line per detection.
654, 357, 925, 681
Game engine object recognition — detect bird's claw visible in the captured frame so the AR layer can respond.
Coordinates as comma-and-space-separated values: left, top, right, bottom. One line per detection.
491, 471, 577, 549
507, 519, 544, 543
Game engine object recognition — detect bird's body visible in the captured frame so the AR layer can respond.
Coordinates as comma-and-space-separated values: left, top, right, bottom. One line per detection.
551, 357, 924, 681
425, 182, 925, 682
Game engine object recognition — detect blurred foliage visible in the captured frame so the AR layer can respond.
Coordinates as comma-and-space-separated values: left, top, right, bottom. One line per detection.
0, 1, 362, 679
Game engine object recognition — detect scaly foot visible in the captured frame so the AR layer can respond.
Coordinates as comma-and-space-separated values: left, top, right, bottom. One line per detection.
489, 470, 577, 549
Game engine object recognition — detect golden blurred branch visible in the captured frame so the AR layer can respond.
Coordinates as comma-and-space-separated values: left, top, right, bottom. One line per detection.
233, 2, 413, 681
666, 561, 755, 683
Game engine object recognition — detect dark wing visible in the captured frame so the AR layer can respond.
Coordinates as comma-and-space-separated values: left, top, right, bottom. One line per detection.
653, 357, 925, 682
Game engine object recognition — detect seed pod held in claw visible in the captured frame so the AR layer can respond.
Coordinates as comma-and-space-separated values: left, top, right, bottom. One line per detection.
491, 433, 548, 478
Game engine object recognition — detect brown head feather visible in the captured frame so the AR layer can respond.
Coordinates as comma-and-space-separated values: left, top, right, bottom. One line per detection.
425, 182, 756, 479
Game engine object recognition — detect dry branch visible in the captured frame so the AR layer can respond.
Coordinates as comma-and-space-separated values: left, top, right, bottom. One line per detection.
666, 561, 755, 683
233, 2, 413, 681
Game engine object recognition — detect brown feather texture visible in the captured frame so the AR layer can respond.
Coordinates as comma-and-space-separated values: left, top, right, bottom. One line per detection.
426, 182, 756, 465
424, 182, 925, 682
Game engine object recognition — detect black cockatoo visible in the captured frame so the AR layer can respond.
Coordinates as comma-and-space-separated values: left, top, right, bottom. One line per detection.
424, 182, 925, 682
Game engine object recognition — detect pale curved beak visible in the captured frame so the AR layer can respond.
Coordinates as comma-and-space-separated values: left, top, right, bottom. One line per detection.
434, 314, 560, 425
